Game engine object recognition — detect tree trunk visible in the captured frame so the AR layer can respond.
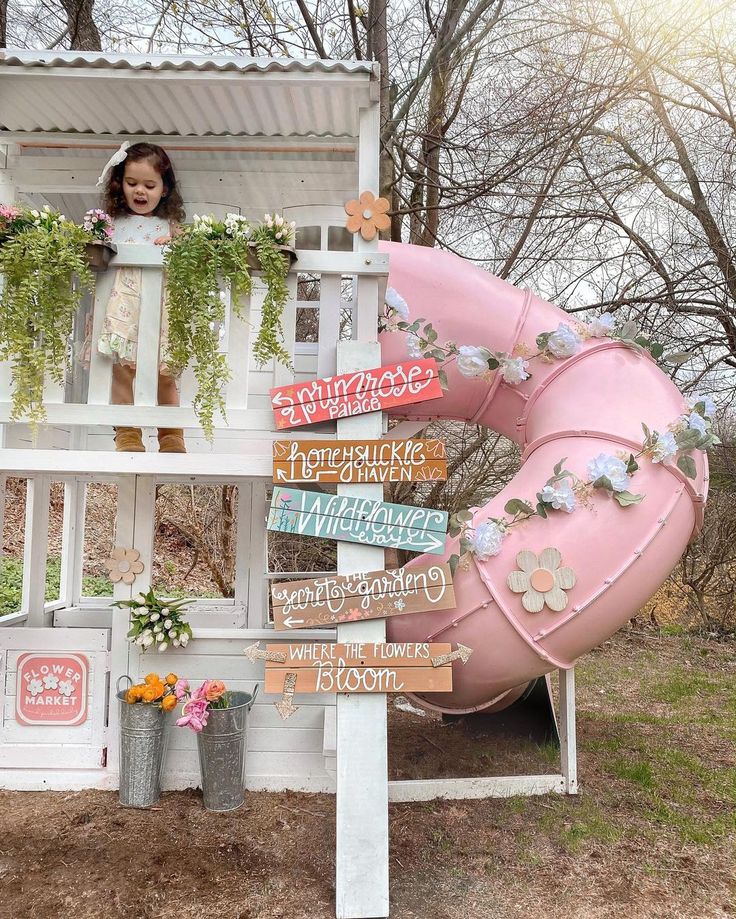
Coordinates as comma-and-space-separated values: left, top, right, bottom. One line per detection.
0, 0, 7, 48
61, 0, 102, 51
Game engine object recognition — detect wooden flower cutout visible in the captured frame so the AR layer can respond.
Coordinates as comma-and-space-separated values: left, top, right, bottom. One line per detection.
345, 191, 391, 241
507, 548, 576, 613
104, 547, 145, 585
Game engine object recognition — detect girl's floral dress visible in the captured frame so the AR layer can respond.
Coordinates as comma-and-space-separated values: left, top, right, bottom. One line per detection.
97, 214, 173, 373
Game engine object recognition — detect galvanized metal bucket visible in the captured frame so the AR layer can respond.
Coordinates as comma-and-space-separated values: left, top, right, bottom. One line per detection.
196, 687, 259, 812
117, 677, 172, 809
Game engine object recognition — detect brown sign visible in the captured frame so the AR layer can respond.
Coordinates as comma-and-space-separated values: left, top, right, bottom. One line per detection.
264, 642, 453, 694
272, 438, 447, 484
271, 563, 456, 631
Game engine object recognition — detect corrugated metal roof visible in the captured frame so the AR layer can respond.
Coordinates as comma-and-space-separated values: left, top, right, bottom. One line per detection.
0, 49, 377, 138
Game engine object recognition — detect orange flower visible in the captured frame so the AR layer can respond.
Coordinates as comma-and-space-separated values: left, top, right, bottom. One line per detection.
344, 191, 390, 241
125, 686, 142, 704
144, 673, 160, 685
165, 673, 178, 686
141, 686, 158, 703
161, 694, 178, 712
205, 680, 226, 702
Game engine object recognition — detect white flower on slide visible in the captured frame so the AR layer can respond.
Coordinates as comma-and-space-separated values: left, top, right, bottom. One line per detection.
587, 454, 630, 492
500, 356, 530, 385
686, 393, 716, 418
587, 313, 615, 338
539, 482, 576, 513
456, 345, 490, 377
467, 520, 505, 561
547, 323, 581, 358
650, 432, 678, 463
385, 287, 410, 321
687, 412, 707, 437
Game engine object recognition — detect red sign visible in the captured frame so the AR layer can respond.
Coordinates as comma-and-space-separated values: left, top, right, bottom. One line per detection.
270, 359, 443, 429
15, 653, 89, 726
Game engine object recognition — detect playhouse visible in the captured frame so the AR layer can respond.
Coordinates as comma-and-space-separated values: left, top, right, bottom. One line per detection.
0, 48, 388, 794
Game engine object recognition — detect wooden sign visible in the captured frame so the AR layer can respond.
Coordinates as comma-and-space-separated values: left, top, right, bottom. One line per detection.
264, 642, 454, 694
15, 653, 89, 726
272, 438, 448, 484
269, 359, 443, 429
271, 563, 456, 630
267, 487, 448, 554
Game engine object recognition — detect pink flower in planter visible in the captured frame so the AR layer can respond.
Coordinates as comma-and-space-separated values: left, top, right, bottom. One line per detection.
174, 678, 190, 700
176, 697, 210, 733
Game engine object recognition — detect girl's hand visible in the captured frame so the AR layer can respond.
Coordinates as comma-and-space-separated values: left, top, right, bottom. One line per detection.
154, 235, 172, 245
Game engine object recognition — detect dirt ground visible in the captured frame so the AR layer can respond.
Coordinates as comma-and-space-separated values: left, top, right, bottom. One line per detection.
1, 628, 734, 919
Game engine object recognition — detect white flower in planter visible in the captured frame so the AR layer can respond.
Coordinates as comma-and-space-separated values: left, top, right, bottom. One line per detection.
406, 335, 424, 359
539, 482, 576, 513
43, 674, 59, 690
156, 633, 165, 643
28, 678, 44, 696
164, 619, 172, 629
500, 356, 530, 385
58, 680, 74, 697
150, 612, 160, 622
687, 393, 716, 417
547, 323, 581, 358
168, 629, 177, 639
587, 313, 615, 338
457, 345, 490, 377
180, 634, 190, 647
507, 548, 576, 613
173, 639, 181, 647
157, 642, 169, 653
587, 454, 630, 492
142, 632, 155, 648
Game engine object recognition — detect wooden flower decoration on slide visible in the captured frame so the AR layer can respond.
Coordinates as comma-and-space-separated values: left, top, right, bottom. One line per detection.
104, 547, 145, 585
507, 548, 576, 613
345, 191, 391, 241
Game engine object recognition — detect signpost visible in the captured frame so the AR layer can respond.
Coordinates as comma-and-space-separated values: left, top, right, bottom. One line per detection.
269, 358, 443, 429
263, 642, 455, 697
271, 563, 456, 630
267, 486, 449, 554
272, 438, 448, 484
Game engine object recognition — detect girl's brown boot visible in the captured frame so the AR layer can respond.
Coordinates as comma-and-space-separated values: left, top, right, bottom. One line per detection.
158, 428, 187, 453
114, 427, 145, 452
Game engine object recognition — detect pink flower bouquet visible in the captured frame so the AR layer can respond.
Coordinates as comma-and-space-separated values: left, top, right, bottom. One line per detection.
175, 679, 231, 733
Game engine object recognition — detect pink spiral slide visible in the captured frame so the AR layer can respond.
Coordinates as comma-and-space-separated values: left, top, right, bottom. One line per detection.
379, 242, 708, 713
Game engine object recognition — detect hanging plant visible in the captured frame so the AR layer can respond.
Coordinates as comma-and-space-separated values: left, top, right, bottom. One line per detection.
164, 212, 296, 439
164, 214, 253, 440
0, 204, 93, 427
251, 213, 296, 370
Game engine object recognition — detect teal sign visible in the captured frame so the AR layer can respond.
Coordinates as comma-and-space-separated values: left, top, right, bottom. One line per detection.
267, 487, 448, 555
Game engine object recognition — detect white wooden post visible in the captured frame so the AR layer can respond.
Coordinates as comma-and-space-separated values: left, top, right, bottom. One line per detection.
107, 475, 137, 773
133, 270, 164, 406
559, 667, 578, 794
21, 475, 51, 627
59, 478, 86, 609
335, 341, 388, 919
0, 147, 17, 407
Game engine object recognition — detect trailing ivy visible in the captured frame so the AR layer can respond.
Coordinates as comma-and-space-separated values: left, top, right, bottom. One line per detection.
0, 208, 92, 427
164, 224, 252, 440
251, 225, 293, 370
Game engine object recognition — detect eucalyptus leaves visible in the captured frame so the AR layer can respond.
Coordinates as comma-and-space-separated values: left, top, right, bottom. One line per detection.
0, 204, 93, 426
164, 212, 295, 439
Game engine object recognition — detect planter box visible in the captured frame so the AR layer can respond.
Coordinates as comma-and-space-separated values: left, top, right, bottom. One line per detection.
85, 240, 117, 272
246, 242, 297, 272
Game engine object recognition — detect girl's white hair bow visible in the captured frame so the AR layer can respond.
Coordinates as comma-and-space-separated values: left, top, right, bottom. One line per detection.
96, 141, 130, 188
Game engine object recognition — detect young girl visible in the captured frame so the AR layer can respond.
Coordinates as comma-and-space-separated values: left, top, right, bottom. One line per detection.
98, 142, 186, 453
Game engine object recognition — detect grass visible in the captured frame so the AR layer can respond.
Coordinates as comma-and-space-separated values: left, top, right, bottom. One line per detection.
0, 556, 112, 616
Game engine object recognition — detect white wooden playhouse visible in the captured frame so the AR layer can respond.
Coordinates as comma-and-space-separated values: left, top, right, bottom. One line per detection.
0, 48, 388, 796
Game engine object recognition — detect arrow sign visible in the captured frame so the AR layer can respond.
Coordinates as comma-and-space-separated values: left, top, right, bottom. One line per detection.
244, 642, 287, 664
275, 671, 298, 720
430, 644, 473, 667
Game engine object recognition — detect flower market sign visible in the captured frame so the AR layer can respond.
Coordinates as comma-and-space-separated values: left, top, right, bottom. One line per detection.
263, 642, 456, 695
15, 653, 89, 726
272, 438, 448, 484
269, 358, 443, 429
271, 563, 456, 630
267, 487, 449, 554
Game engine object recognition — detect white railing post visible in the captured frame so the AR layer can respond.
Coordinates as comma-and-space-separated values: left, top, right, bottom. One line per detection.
21, 475, 51, 627
133, 269, 164, 406
559, 667, 578, 794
